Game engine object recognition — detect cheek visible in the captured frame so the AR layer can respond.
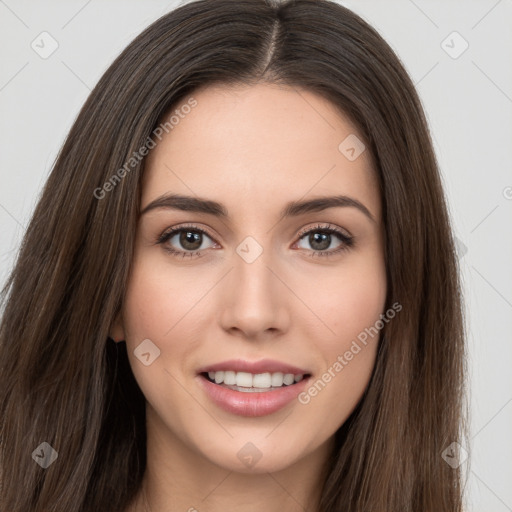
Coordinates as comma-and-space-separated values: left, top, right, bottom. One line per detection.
299, 250, 386, 407
325, 283, 383, 385
302, 250, 387, 346
121, 256, 195, 372
120, 256, 208, 414
123, 270, 168, 341
121, 251, 222, 387
122, 251, 200, 339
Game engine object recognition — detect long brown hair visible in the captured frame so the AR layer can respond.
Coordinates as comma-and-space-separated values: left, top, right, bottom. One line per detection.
0, 1, 467, 510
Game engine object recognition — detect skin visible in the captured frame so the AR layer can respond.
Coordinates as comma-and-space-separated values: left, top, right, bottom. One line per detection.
111, 83, 387, 512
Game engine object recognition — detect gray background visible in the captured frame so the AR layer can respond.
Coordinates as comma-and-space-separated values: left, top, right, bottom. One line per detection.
1, 1, 511, 510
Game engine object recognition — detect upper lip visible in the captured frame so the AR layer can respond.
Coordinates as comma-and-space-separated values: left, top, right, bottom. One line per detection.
197, 358, 311, 375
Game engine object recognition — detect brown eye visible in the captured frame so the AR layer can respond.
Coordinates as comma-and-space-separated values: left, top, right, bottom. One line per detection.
295, 224, 354, 258
157, 225, 218, 258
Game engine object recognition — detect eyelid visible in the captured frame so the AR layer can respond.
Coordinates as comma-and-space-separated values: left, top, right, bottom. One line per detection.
157, 222, 354, 258
295, 222, 352, 240
158, 222, 351, 244
157, 223, 218, 245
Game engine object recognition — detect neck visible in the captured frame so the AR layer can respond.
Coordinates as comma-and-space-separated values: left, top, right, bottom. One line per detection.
130, 404, 334, 512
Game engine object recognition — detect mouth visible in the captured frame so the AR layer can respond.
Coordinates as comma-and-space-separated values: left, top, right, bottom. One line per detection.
196, 363, 313, 417
199, 370, 311, 393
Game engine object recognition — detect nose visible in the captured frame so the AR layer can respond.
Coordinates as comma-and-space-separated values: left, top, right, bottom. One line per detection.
218, 245, 290, 340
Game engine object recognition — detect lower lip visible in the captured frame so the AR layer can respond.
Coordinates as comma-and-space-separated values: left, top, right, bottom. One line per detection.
197, 374, 311, 417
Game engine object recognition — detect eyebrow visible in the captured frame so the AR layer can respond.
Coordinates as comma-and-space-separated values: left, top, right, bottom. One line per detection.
140, 193, 376, 223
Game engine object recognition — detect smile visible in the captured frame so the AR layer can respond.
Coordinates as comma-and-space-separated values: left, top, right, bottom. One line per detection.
204, 370, 306, 390
196, 366, 312, 417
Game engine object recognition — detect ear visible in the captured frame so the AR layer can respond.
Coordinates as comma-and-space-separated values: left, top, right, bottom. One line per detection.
109, 311, 126, 343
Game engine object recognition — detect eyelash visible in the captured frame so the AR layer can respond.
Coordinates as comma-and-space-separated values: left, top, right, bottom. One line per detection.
156, 223, 355, 259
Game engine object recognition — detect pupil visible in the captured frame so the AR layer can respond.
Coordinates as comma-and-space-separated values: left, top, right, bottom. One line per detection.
310, 232, 330, 251
180, 231, 201, 250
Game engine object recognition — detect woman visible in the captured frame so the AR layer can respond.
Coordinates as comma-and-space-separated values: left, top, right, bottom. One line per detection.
0, 0, 467, 511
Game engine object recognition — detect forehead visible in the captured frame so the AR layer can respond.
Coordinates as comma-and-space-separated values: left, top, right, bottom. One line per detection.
142, 83, 380, 223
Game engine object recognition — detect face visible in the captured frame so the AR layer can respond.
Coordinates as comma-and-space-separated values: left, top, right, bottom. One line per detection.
111, 83, 387, 475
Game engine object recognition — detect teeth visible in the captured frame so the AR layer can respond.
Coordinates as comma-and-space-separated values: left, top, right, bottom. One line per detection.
236, 371, 254, 388
271, 372, 284, 386
223, 371, 236, 385
283, 373, 295, 385
205, 370, 306, 388
252, 373, 271, 388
